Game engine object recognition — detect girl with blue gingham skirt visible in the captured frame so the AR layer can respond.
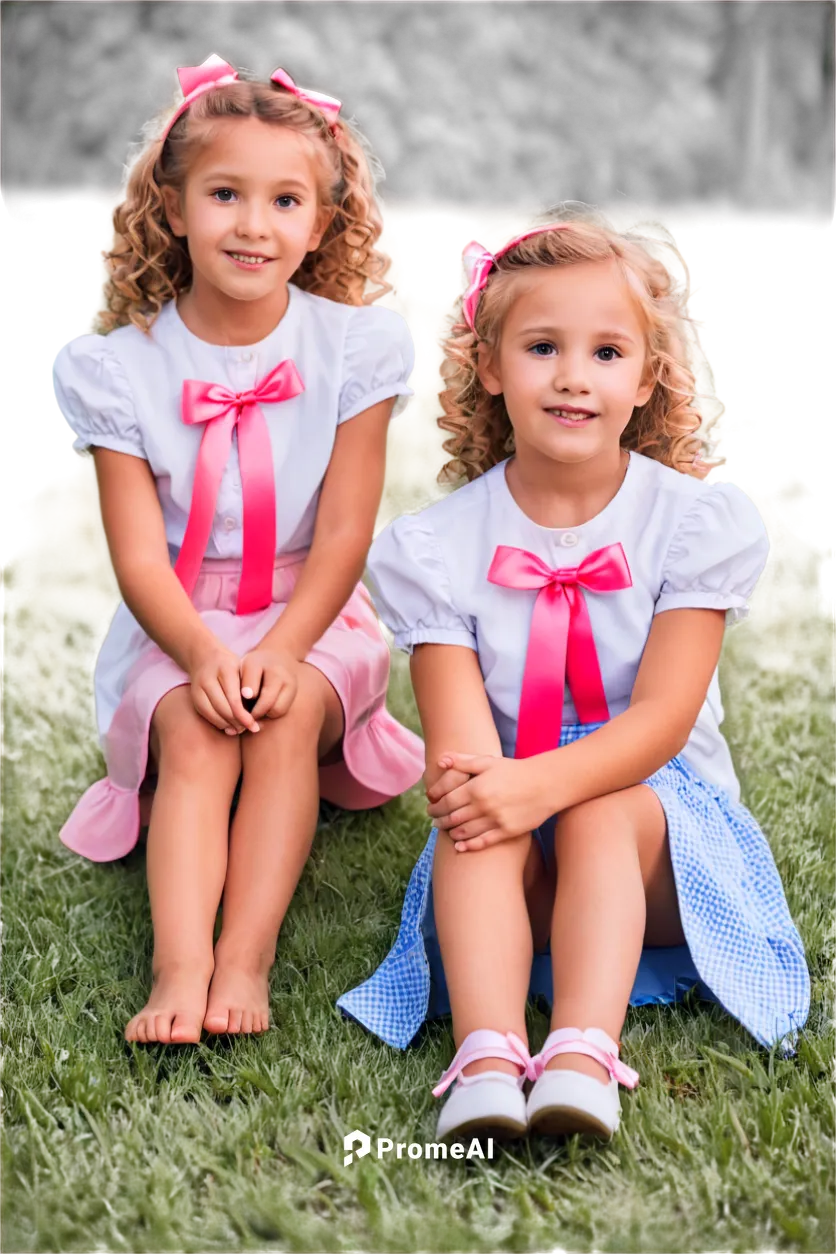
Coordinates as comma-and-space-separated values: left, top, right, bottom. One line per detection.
338, 212, 809, 1144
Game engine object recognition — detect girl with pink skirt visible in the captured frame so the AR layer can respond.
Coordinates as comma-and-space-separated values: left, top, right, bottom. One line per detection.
53, 55, 424, 1044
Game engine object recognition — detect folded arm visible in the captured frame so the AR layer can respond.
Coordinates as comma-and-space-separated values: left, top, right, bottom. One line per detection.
410, 642, 502, 798
430, 607, 726, 848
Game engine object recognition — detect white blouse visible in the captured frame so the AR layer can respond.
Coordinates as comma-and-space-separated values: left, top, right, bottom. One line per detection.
54, 284, 414, 558
54, 285, 413, 743
367, 453, 769, 801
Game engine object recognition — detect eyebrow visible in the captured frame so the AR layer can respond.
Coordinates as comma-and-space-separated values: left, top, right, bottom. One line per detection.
516, 325, 639, 344
198, 173, 312, 191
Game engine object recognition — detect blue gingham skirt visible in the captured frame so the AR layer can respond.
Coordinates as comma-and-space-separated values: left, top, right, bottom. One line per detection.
337, 725, 810, 1051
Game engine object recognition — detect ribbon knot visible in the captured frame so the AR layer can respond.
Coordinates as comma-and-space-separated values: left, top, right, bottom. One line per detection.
487, 542, 632, 758
174, 360, 304, 615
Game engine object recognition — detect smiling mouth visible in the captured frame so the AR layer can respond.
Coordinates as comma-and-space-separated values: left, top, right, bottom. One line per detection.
547, 407, 598, 424
225, 251, 273, 266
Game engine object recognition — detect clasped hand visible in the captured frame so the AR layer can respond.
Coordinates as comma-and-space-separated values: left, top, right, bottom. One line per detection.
188, 643, 299, 734
426, 752, 553, 852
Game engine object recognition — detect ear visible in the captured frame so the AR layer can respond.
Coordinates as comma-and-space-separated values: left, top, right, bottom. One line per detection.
476, 342, 503, 397
161, 185, 187, 238
306, 204, 335, 252
634, 380, 655, 408
634, 359, 656, 409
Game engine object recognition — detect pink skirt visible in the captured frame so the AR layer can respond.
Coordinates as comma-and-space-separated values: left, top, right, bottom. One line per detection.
60, 552, 426, 862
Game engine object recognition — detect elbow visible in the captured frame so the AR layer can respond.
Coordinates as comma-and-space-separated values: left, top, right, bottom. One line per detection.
662, 712, 697, 760
114, 555, 174, 604
633, 699, 694, 762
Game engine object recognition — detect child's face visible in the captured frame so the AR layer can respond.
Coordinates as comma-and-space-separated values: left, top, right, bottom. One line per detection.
162, 117, 331, 305
479, 260, 654, 469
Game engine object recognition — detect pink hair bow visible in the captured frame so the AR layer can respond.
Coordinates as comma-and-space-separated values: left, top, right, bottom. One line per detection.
161, 54, 239, 141
270, 67, 342, 124
461, 224, 571, 332
174, 361, 305, 616
488, 542, 632, 758
160, 54, 342, 143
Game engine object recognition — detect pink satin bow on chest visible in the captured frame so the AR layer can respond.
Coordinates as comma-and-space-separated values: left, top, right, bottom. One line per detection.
487, 543, 632, 758
174, 361, 304, 615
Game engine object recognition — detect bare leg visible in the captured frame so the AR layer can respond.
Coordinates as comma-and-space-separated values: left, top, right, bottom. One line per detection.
125, 687, 241, 1044
433, 832, 534, 1078
203, 664, 344, 1034
524, 834, 557, 954
547, 785, 684, 1082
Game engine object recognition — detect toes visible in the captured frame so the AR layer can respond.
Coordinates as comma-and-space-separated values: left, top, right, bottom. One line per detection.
154, 1014, 173, 1045
258, 1011, 270, 1033
136, 1016, 149, 1044
170, 1014, 202, 1044
125, 1016, 139, 1042
241, 1011, 254, 1035
203, 1008, 231, 1034
227, 1009, 244, 1034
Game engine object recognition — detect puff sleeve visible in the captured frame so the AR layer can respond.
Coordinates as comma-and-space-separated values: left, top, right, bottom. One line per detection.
655, 483, 769, 625
338, 306, 415, 424
53, 335, 145, 459
367, 515, 477, 653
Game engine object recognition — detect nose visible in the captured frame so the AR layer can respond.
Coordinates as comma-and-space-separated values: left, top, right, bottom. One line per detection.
235, 198, 270, 240
552, 349, 590, 396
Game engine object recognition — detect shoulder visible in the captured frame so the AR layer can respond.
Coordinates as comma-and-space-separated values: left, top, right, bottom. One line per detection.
297, 288, 412, 352
630, 453, 764, 537
403, 467, 500, 535
53, 332, 145, 455
328, 298, 415, 421
370, 477, 494, 578
53, 332, 133, 398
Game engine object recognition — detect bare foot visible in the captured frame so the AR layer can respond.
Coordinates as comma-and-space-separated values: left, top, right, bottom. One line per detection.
203, 949, 271, 1034
125, 961, 214, 1044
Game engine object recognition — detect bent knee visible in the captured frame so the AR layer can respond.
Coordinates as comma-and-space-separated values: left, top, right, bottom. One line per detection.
153, 693, 241, 781
250, 668, 337, 743
554, 785, 662, 852
434, 829, 533, 875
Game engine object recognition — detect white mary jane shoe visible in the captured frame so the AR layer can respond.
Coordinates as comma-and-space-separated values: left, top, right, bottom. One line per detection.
433, 1028, 536, 1142
526, 1027, 640, 1139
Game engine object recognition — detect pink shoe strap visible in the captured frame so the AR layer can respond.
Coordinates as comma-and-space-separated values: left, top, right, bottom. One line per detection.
530, 1027, 640, 1089
432, 1029, 536, 1097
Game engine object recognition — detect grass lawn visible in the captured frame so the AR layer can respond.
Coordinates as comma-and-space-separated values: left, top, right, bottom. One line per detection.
2, 525, 834, 1254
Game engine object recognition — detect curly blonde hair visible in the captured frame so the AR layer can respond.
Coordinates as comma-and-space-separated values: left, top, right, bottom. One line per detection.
97, 75, 390, 333
438, 208, 722, 483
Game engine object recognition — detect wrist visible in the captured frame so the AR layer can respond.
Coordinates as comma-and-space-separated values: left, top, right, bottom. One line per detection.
182, 627, 224, 673
531, 749, 564, 814
256, 630, 306, 664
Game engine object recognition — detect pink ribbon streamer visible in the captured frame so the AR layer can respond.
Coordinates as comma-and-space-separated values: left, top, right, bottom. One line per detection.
487, 542, 632, 758
175, 361, 304, 616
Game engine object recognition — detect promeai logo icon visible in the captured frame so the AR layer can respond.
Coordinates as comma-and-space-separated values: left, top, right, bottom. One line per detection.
343, 1129, 371, 1167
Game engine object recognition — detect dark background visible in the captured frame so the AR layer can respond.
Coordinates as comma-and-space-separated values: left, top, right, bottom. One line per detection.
2, 0, 834, 211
